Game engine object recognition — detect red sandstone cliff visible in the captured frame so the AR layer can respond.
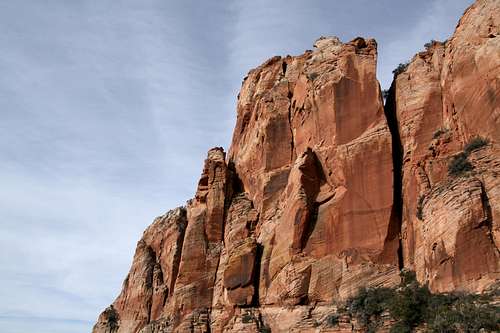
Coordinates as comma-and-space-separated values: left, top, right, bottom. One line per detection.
387, 0, 500, 293
93, 1, 499, 332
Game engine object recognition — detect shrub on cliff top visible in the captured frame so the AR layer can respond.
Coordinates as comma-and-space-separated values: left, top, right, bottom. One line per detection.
103, 305, 119, 329
392, 62, 410, 76
424, 39, 439, 50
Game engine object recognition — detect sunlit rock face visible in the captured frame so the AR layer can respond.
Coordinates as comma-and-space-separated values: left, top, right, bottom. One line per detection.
390, 0, 499, 293
93, 1, 499, 331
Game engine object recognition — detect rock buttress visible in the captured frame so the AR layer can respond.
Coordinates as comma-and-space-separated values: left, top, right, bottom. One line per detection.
229, 36, 400, 308
165, 147, 231, 331
93, 208, 187, 333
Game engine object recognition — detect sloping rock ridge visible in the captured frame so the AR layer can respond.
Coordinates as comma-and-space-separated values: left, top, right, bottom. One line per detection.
94, 1, 499, 332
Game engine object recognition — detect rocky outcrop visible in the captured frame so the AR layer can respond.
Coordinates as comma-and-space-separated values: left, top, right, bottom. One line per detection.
93, 207, 187, 333
94, 1, 499, 332
229, 36, 399, 309
388, 0, 500, 293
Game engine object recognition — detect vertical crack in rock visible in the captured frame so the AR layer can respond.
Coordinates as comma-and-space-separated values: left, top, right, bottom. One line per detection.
284, 59, 296, 163
299, 151, 327, 251
145, 246, 156, 324
227, 161, 245, 195
221, 163, 238, 245
383, 83, 404, 269
281, 60, 288, 76
206, 310, 212, 333
251, 243, 263, 306
301, 202, 319, 252
287, 92, 296, 162
479, 181, 499, 253
288, 148, 323, 254
170, 208, 187, 296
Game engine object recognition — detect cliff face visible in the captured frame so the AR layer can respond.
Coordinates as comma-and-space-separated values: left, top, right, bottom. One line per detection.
94, 1, 499, 332
389, 0, 500, 293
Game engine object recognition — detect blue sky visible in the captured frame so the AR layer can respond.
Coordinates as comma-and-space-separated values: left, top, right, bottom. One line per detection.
0, 1, 473, 332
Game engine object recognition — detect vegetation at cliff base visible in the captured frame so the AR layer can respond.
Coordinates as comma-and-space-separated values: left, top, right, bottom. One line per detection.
346, 271, 499, 332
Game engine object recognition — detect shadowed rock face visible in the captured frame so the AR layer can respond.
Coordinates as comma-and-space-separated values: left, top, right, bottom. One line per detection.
94, 1, 499, 332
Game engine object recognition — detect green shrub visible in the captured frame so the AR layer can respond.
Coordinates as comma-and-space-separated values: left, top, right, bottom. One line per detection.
464, 136, 489, 155
393, 62, 410, 76
447, 136, 490, 177
390, 322, 412, 333
388, 277, 431, 331
102, 305, 119, 330
347, 287, 396, 330
346, 271, 499, 332
424, 40, 438, 49
427, 293, 499, 332
448, 152, 473, 176
399, 270, 418, 286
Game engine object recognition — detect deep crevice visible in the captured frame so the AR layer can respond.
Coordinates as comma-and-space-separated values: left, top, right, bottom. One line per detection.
282, 60, 288, 75
170, 208, 188, 296
479, 182, 499, 253
250, 243, 264, 307
300, 202, 319, 251
227, 161, 245, 195
206, 309, 212, 333
383, 82, 404, 270
287, 89, 296, 163
299, 149, 328, 252
144, 246, 156, 324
